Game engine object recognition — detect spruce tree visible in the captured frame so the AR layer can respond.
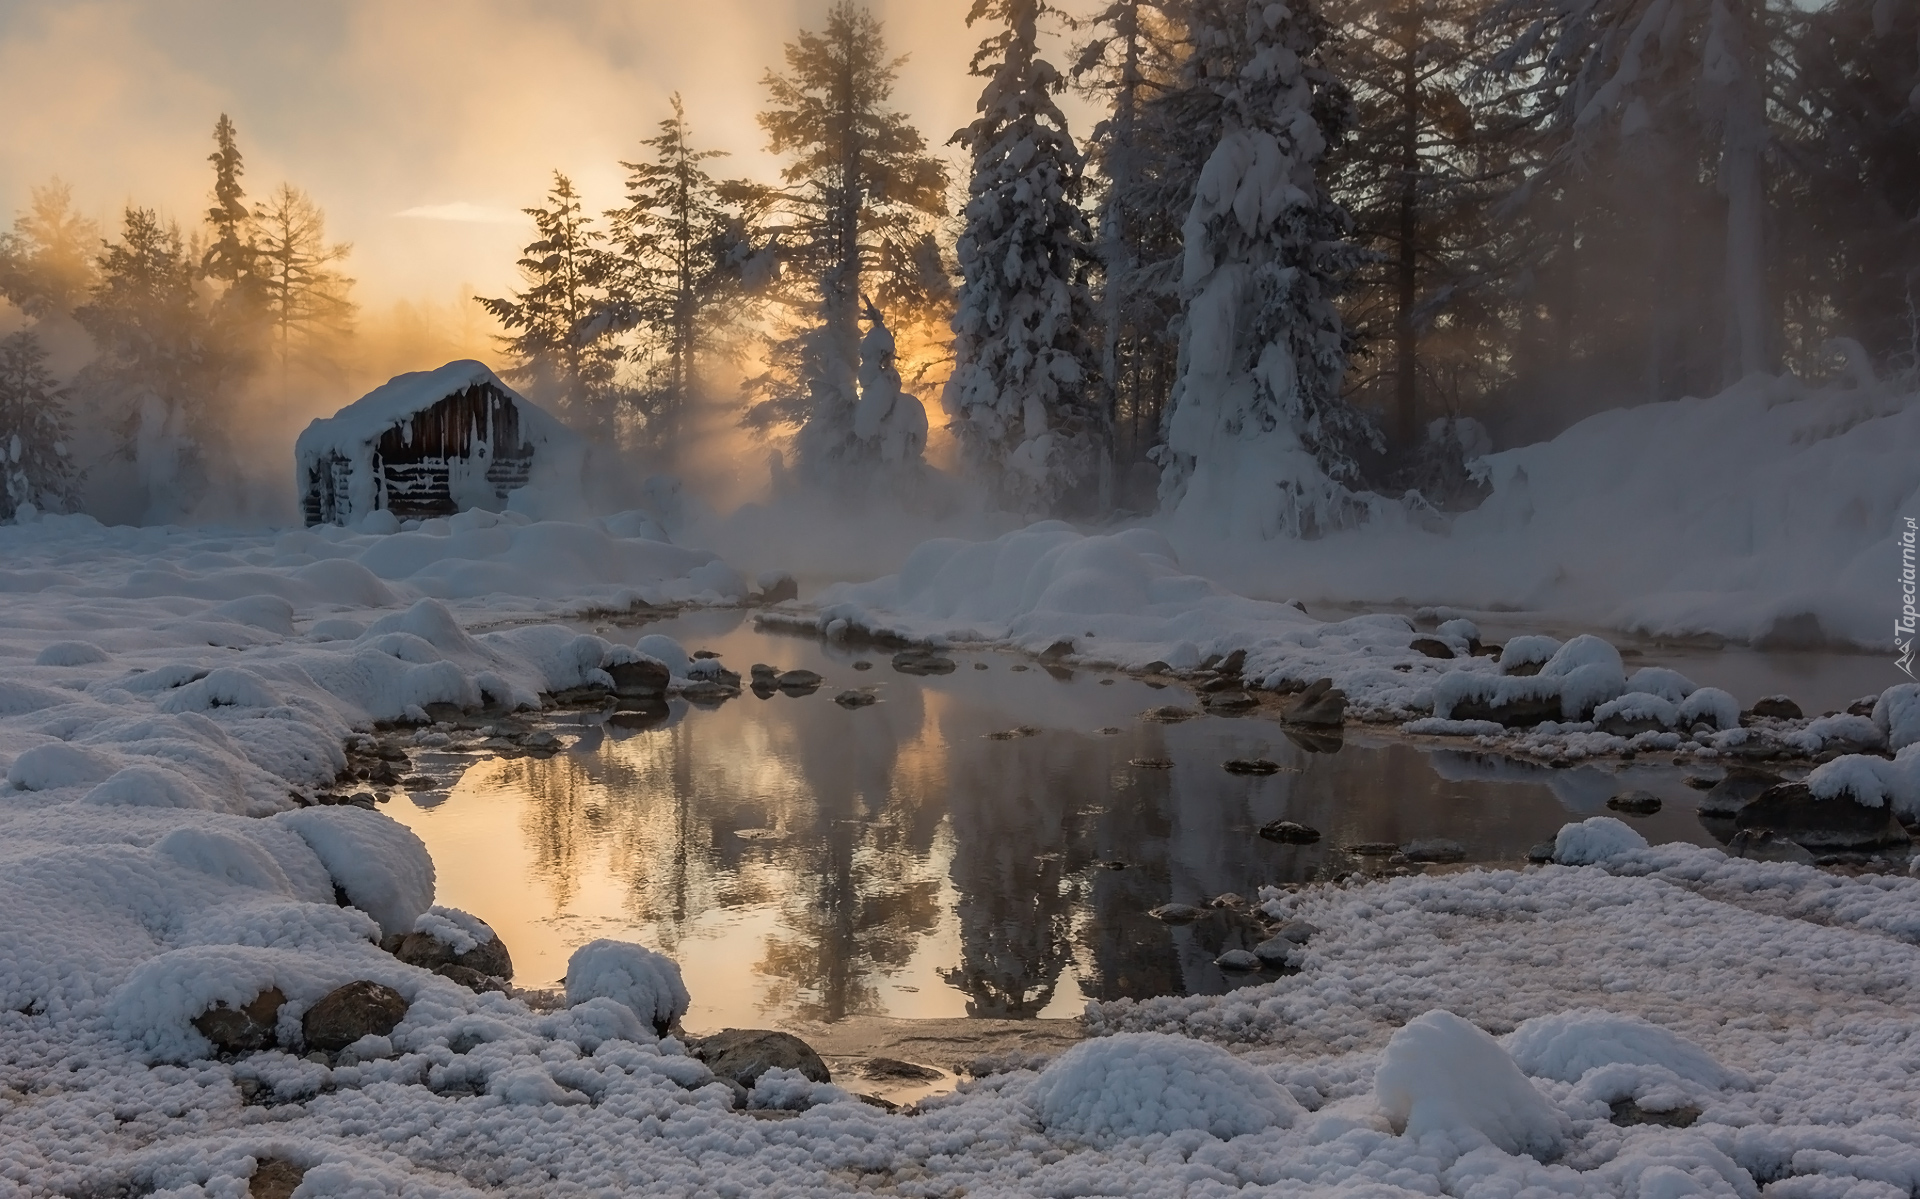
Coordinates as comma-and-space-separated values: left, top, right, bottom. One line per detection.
745, 2, 950, 478
477, 173, 622, 433
0, 331, 82, 521
946, 0, 1105, 514
603, 96, 740, 448
0, 179, 100, 319
203, 115, 257, 286
253, 183, 354, 384
1072, 1, 1192, 479
1157, 0, 1376, 539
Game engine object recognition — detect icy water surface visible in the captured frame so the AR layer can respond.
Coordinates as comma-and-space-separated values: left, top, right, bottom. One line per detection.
391, 609, 1742, 1031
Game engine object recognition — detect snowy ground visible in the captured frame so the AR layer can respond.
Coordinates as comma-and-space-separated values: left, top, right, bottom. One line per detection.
4, 480, 1920, 1195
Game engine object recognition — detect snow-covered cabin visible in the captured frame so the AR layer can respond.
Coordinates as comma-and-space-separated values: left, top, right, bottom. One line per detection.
296, 361, 580, 527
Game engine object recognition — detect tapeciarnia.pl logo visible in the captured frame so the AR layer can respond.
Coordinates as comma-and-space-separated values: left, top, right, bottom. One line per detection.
1900, 517, 1917, 678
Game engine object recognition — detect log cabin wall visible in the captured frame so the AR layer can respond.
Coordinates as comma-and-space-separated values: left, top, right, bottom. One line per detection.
302, 382, 541, 525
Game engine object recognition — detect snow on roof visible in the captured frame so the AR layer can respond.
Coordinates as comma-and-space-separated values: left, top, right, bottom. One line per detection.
294, 360, 576, 467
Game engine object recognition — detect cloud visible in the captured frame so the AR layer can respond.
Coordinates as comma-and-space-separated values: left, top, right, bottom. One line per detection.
395, 202, 524, 225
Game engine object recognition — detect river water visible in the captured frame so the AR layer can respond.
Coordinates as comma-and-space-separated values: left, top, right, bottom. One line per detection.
387, 608, 1872, 1032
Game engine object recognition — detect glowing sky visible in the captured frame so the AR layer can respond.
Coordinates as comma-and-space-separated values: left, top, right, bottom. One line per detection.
0, 0, 1066, 305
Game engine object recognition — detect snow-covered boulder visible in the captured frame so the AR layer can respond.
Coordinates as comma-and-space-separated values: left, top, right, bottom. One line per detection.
274, 807, 435, 938
1873, 684, 1920, 752
564, 939, 689, 1035
1374, 1010, 1567, 1158
1025, 1032, 1301, 1146
1553, 817, 1650, 866
1505, 1010, 1733, 1088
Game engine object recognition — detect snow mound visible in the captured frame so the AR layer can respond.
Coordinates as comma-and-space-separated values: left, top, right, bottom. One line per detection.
153, 826, 296, 894
631, 634, 690, 681
1505, 1010, 1733, 1088
1025, 1032, 1301, 1146
35, 640, 110, 666
7, 742, 119, 791
82, 764, 214, 810
1554, 817, 1650, 866
1499, 636, 1561, 672
1374, 1010, 1567, 1158
274, 806, 435, 937
1593, 692, 1680, 728
564, 939, 689, 1034
1625, 667, 1696, 702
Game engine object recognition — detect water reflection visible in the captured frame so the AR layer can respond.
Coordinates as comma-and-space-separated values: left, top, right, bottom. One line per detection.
391, 609, 1729, 1030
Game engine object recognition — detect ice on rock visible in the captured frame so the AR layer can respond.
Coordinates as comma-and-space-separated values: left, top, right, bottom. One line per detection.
1554, 817, 1650, 865
1677, 687, 1741, 731
564, 939, 689, 1035
1374, 1010, 1568, 1158
1026, 1032, 1301, 1146
7, 741, 119, 791
274, 806, 435, 937
1506, 1010, 1734, 1088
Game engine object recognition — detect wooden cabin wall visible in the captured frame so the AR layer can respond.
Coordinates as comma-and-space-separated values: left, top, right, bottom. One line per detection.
305, 383, 542, 525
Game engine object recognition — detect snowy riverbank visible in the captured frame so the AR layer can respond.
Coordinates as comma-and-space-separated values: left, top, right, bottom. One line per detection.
4, 509, 1920, 1196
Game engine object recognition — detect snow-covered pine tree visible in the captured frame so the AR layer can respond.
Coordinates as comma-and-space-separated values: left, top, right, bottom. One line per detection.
477, 173, 623, 436
0, 331, 81, 522
1156, 0, 1376, 540
1073, 1, 1193, 480
746, 2, 949, 480
945, 0, 1105, 514
1482, 0, 1779, 388
854, 298, 928, 464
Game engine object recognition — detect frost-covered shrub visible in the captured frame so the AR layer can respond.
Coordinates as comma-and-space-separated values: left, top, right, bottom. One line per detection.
1553, 817, 1649, 866
274, 807, 435, 937
1873, 684, 1920, 752
1374, 1010, 1567, 1158
1025, 1032, 1301, 1146
565, 940, 688, 1035
1677, 687, 1741, 731
1505, 1010, 1733, 1088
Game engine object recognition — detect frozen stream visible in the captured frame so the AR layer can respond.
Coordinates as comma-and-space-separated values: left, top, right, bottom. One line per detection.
387, 608, 1868, 1033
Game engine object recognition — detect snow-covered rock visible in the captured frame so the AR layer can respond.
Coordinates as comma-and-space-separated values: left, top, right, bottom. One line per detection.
1373, 1010, 1568, 1157
564, 939, 689, 1035
1026, 1032, 1301, 1146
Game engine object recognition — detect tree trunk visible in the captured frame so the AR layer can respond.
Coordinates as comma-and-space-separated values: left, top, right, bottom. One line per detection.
1392, 4, 1421, 451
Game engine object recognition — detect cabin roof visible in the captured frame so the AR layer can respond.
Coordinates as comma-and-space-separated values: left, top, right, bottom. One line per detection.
295, 360, 575, 466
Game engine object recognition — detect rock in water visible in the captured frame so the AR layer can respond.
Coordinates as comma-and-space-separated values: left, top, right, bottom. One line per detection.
1733, 782, 1910, 849
1607, 790, 1663, 815
193, 987, 286, 1054
1749, 695, 1803, 720
1259, 820, 1322, 844
1149, 903, 1206, 923
892, 650, 957, 675
1252, 937, 1303, 968
1697, 766, 1783, 817
1284, 678, 1346, 727
1399, 838, 1467, 863
302, 981, 408, 1052
1222, 758, 1282, 775
1204, 690, 1258, 713
606, 658, 670, 699
390, 930, 514, 980
694, 1029, 830, 1088
434, 964, 505, 993
1215, 949, 1261, 970
776, 669, 822, 693
834, 689, 878, 708
859, 1057, 942, 1081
